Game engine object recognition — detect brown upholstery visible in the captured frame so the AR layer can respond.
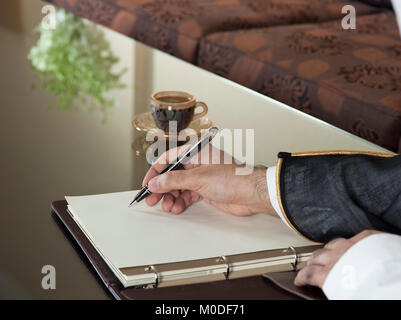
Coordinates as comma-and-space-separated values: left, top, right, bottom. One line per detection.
47, 0, 380, 63
198, 12, 401, 151
46, 0, 400, 151
357, 0, 393, 8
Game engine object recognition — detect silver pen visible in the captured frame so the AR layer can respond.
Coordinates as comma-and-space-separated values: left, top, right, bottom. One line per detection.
128, 127, 219, 207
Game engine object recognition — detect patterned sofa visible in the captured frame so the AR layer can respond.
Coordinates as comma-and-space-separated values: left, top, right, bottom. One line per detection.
47, 0, 401, 152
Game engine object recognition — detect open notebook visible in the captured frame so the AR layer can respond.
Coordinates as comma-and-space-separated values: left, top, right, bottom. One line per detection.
66, 190, 319, 288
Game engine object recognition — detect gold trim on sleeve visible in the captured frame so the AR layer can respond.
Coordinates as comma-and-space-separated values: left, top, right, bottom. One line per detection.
290, 150, 397, 157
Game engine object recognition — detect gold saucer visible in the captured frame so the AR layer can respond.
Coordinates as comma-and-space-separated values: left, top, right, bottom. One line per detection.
132, 112, 213, 139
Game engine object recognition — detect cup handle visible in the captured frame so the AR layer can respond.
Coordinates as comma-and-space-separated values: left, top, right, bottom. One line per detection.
192, 102, 208, 121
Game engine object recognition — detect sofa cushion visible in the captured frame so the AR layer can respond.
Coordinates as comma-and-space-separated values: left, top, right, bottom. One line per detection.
198, 12, 401, 151
47, 0, 381, 63
357, 0, 393, 8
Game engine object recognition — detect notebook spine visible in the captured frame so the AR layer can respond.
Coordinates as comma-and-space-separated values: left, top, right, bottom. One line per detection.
216, 255, 231, 280
144, 265, 159, 288
142, 246, 307, 289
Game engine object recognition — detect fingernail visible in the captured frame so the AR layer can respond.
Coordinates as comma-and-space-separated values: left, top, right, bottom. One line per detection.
148, 176, 160, 192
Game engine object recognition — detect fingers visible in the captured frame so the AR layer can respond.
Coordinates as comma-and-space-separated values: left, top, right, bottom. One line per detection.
147, 190, 180, 207
142, 145, 189, 186
144, 162, 202, 213
145, 193, 163, 207
295, 237, 354, 289
142, 166, 162, 188
294, 265, 328, 288
307, 248, 344, 268
307, 249, 330, 266
161, 193, 175, 212
324, 231, 381, 251
142, 144, 229, 187
351, 230, 382, 243
148, 169, 201, 194
321, 232, 375, 252
190, 191, 200, 202
324, 237, 347, 250
171, 196, 186, 215
161, 190, 199, 214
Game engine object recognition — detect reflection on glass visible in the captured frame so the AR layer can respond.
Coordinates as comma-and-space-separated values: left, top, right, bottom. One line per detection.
28, 9, 126, 118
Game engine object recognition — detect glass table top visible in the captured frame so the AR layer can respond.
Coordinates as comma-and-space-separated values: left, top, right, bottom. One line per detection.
0, 4, 146, 299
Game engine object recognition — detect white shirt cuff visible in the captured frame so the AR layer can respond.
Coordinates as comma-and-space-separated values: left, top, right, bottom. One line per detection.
323, 233, 401, 300
266, 166, 292, 230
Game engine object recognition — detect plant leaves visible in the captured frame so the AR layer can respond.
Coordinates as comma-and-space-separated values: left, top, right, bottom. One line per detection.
28, 9, 126, 118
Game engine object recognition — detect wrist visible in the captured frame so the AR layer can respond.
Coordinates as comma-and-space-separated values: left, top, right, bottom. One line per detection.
249, 167, 276, 215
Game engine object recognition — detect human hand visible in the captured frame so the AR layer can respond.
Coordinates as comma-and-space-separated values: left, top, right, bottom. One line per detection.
294, 230, 382, 288
142, 145, 275, 216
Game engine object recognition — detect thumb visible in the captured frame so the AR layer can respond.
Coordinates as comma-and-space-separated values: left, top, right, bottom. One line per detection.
148, 170, 199, 193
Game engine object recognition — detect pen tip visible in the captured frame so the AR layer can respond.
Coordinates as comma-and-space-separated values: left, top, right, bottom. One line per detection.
128, 200, 137, 207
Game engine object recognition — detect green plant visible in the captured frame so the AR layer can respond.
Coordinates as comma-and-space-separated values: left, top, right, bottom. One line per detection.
28, 9, 126, 116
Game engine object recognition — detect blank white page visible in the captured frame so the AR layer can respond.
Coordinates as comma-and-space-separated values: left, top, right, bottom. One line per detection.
66, 191, 312, 269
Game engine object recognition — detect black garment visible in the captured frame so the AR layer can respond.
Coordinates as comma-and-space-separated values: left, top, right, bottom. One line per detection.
278, 151, 401, 243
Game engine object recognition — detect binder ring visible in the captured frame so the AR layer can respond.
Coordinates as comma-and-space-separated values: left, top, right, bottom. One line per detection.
217, 255, 231, 280
287, 246, 298, 271
145, 265, 159, 288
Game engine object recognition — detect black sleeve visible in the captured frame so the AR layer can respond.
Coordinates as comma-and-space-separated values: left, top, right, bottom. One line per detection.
277, 151, 401, 243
